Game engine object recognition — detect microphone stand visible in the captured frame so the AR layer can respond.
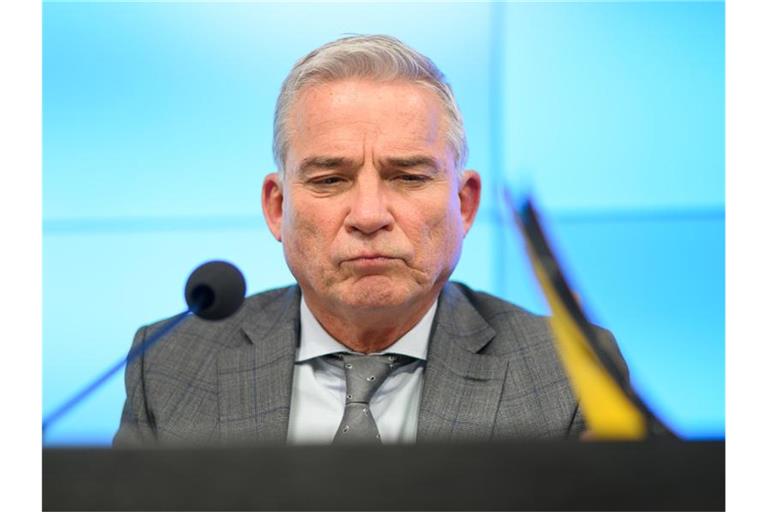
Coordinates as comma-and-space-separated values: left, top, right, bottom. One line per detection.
42, 310, 191, 437
43, 259, 245, 439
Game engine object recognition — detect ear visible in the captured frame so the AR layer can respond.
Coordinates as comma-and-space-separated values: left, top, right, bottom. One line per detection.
261, 172, 284, 242
458, 170, 481, 235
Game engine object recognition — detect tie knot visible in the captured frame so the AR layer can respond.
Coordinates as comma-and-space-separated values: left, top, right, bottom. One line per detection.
330, 353, 409, 404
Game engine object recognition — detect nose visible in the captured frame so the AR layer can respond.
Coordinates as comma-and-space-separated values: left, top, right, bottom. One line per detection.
344, 173, 394, 236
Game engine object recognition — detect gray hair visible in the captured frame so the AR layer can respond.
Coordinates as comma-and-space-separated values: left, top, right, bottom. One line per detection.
272, 34, 468, 175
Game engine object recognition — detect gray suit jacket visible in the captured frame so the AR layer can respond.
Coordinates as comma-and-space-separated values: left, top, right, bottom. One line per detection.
114, 282, 625, 445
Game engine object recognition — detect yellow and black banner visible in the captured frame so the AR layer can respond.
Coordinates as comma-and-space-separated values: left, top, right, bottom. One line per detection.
505, 190, 675, 440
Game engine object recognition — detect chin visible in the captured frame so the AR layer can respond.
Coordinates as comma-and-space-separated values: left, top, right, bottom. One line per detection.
336, 276, 418, 310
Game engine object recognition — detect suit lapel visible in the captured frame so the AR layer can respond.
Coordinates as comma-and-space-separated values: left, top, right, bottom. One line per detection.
217, 287, 300, 443
418, 283, 508, 441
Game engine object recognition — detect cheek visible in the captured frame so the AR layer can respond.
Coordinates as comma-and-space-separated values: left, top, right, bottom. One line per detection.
406, 198, 463, 260
282, 201, 338, 262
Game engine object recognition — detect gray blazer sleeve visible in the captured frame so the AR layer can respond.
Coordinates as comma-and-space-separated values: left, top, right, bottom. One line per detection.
112, 326, 157, 446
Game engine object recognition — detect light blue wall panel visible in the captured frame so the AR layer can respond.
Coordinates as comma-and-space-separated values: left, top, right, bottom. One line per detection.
502, 1, 724, 211
489, 209, 724, 438
546, 213, 725, 438
43, 1, 492, 220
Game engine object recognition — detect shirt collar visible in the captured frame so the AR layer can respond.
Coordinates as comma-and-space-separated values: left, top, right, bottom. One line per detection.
296, 296, 436, 363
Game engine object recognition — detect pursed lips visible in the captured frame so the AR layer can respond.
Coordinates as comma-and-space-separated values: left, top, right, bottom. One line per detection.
340, 253, 402, 265
346, 254, 397, 261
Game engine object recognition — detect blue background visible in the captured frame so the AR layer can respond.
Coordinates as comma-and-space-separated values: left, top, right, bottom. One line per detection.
43, 0, 724, 444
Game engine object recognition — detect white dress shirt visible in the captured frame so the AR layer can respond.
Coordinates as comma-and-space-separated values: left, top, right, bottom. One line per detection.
286, 298, 436, 445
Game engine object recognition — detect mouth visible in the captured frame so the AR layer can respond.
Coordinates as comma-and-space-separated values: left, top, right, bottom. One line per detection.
342, 255, 401, 269
348, 254, 396, 261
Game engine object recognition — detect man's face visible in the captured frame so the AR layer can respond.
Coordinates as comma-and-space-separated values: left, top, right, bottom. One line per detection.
262, 78, 480, 316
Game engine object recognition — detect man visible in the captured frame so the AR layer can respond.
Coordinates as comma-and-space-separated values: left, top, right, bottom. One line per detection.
114, 34, 624, 446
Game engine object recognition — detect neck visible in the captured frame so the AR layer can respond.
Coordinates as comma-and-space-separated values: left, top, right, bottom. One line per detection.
303, 293, 438, 354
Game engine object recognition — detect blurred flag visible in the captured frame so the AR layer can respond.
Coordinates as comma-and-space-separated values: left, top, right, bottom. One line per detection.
504, 189, 675, 440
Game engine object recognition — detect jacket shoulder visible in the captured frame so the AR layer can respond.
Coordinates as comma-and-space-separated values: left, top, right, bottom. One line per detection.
446, 281, 554, 354
447, 281, 627, 376
141, 285, 298, 347
114, 285, 299, 445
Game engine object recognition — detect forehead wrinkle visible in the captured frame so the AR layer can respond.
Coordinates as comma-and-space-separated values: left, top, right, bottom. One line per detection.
286, 80, 455, 176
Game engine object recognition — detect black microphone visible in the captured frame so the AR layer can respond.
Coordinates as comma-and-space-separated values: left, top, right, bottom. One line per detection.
185, 260, 246, 320
42, 261, 247, 435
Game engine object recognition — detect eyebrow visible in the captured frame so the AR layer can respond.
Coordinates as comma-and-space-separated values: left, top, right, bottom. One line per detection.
383, 155, 440, 171
296, 154, 442, 176
297, 156, 358, 176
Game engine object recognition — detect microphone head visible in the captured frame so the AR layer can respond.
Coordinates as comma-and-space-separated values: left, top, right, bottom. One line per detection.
184, 260, 246, 320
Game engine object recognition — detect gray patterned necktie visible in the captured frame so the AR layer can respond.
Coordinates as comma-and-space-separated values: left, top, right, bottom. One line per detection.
328, 353, 408, 444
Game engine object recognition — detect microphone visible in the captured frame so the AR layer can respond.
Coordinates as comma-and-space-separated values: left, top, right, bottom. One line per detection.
42, 261, 247, 436
185, 260, 246, 320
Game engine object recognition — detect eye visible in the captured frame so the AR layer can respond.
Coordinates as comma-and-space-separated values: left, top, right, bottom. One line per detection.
310, 175, 345, 186
395, 174, 429, 184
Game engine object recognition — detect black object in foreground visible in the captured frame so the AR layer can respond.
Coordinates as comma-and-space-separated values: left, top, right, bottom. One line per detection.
43, 440, 724, 511
43, 261, 246, 435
